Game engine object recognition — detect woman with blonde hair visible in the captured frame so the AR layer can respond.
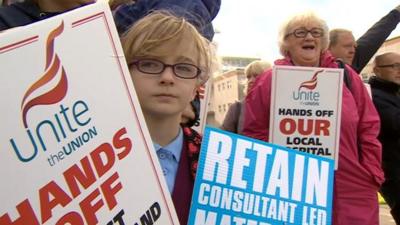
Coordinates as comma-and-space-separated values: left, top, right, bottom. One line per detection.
221, 60, 271, 134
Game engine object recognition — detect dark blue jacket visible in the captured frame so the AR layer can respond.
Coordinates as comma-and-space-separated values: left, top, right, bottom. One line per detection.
113, 0, 221, 41
353, 9, 400, 73
369, 76, 400, 176
0, 1, 60, 31
0, 1, 94, 32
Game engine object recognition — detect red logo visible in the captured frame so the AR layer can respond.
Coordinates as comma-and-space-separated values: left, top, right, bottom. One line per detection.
298, 70, 324, 91
21, 22, 68, 128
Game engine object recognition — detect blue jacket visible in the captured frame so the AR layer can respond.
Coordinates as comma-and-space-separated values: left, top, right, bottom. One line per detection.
0, 1, 48, 31
113, 0, 221, 41
0, 0, 90, 31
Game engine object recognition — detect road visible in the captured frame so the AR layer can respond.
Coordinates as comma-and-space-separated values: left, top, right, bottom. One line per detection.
380, 204, 396, 225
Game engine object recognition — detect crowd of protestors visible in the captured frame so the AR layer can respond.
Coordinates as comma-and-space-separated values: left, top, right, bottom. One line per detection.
1, 0, 400, 224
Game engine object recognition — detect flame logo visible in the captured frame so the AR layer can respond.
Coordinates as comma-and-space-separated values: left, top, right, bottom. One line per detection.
298, 70, 324, 91
21, 22, 68, 128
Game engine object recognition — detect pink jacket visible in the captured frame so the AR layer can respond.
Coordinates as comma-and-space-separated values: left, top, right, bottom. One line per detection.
243, 52, 384, 224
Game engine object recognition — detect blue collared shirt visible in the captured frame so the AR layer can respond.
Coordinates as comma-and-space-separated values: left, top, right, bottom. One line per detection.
153, 128, 183, 193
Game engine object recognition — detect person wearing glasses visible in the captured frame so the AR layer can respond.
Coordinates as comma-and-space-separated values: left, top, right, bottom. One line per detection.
121, 10, 215, 225
369, 52, 400, 224
242, 11, 383, 224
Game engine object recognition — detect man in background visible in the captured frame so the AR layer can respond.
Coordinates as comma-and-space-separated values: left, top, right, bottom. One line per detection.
329, 5, 400, 73
369, 52, 400, 224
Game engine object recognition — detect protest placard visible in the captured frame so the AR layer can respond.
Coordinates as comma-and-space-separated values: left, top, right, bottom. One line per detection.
192, 82, 211, 134
0, 2, 178, 225
269, 66, 343, 168
188, 127, 334, 225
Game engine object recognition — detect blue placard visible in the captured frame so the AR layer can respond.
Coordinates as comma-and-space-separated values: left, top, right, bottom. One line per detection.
188, 127, 334, 225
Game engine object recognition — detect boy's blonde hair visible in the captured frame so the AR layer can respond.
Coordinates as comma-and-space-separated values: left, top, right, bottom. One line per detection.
278, 11, 329, 56
121, 10, 214, 84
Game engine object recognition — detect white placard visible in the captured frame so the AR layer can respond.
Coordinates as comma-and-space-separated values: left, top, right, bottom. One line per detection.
0, 2, 178, 225
269, 65, 343, 168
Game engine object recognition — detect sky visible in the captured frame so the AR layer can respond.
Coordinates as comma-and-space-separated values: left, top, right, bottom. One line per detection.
212, 0, 400, 62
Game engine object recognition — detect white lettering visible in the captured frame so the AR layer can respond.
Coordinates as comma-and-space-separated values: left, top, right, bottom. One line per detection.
291, 155, 305, 201
231, 139, 252, 189
266, 150, 289, 198
194, 209, 217, 225
203, 131, 232, 184
305, 159, 329, 207
198, 183, 210, 205
252, 143, 273, 193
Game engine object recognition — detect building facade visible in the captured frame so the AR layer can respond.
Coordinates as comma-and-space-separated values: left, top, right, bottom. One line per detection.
207, 56, 259, 126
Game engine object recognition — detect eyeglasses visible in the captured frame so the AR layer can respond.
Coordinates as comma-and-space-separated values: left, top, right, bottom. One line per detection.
377, 63, 400, 70
130, 59, 202, 79
285, 28, 324, 38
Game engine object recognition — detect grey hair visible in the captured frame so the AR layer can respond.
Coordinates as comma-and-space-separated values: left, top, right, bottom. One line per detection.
329, 28, 352, 47
278, 11, 329, 56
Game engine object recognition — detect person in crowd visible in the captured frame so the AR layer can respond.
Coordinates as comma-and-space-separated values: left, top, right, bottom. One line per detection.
369, 52, 400, 224
329, 5, 400, 73
242, 11, 384, 224
113, 0, 221, 41
221, 60, 271, 134
120, 10, 215, 225
0, 0, 95, 31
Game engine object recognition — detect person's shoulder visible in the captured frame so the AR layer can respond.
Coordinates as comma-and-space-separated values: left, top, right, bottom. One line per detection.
0, 4, 18, 18
0, 5, 19, 30
232, 100, 242, 107
254, 68, 273, 86
0, 2, 35, 15
345, 64, 363, 81
0, 2, 39, 31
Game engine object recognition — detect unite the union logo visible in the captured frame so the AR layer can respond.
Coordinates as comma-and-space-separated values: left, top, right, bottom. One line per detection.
298, 69, 323, 91
21, 22, 68, 128
9, 22, 96, 164
292, 70, 324, 106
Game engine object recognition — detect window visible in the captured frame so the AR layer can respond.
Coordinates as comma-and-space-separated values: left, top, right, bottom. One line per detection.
227, 80, 232, 89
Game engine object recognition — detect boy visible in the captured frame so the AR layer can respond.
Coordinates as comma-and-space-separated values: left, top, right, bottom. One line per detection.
120, 10, 214, 225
